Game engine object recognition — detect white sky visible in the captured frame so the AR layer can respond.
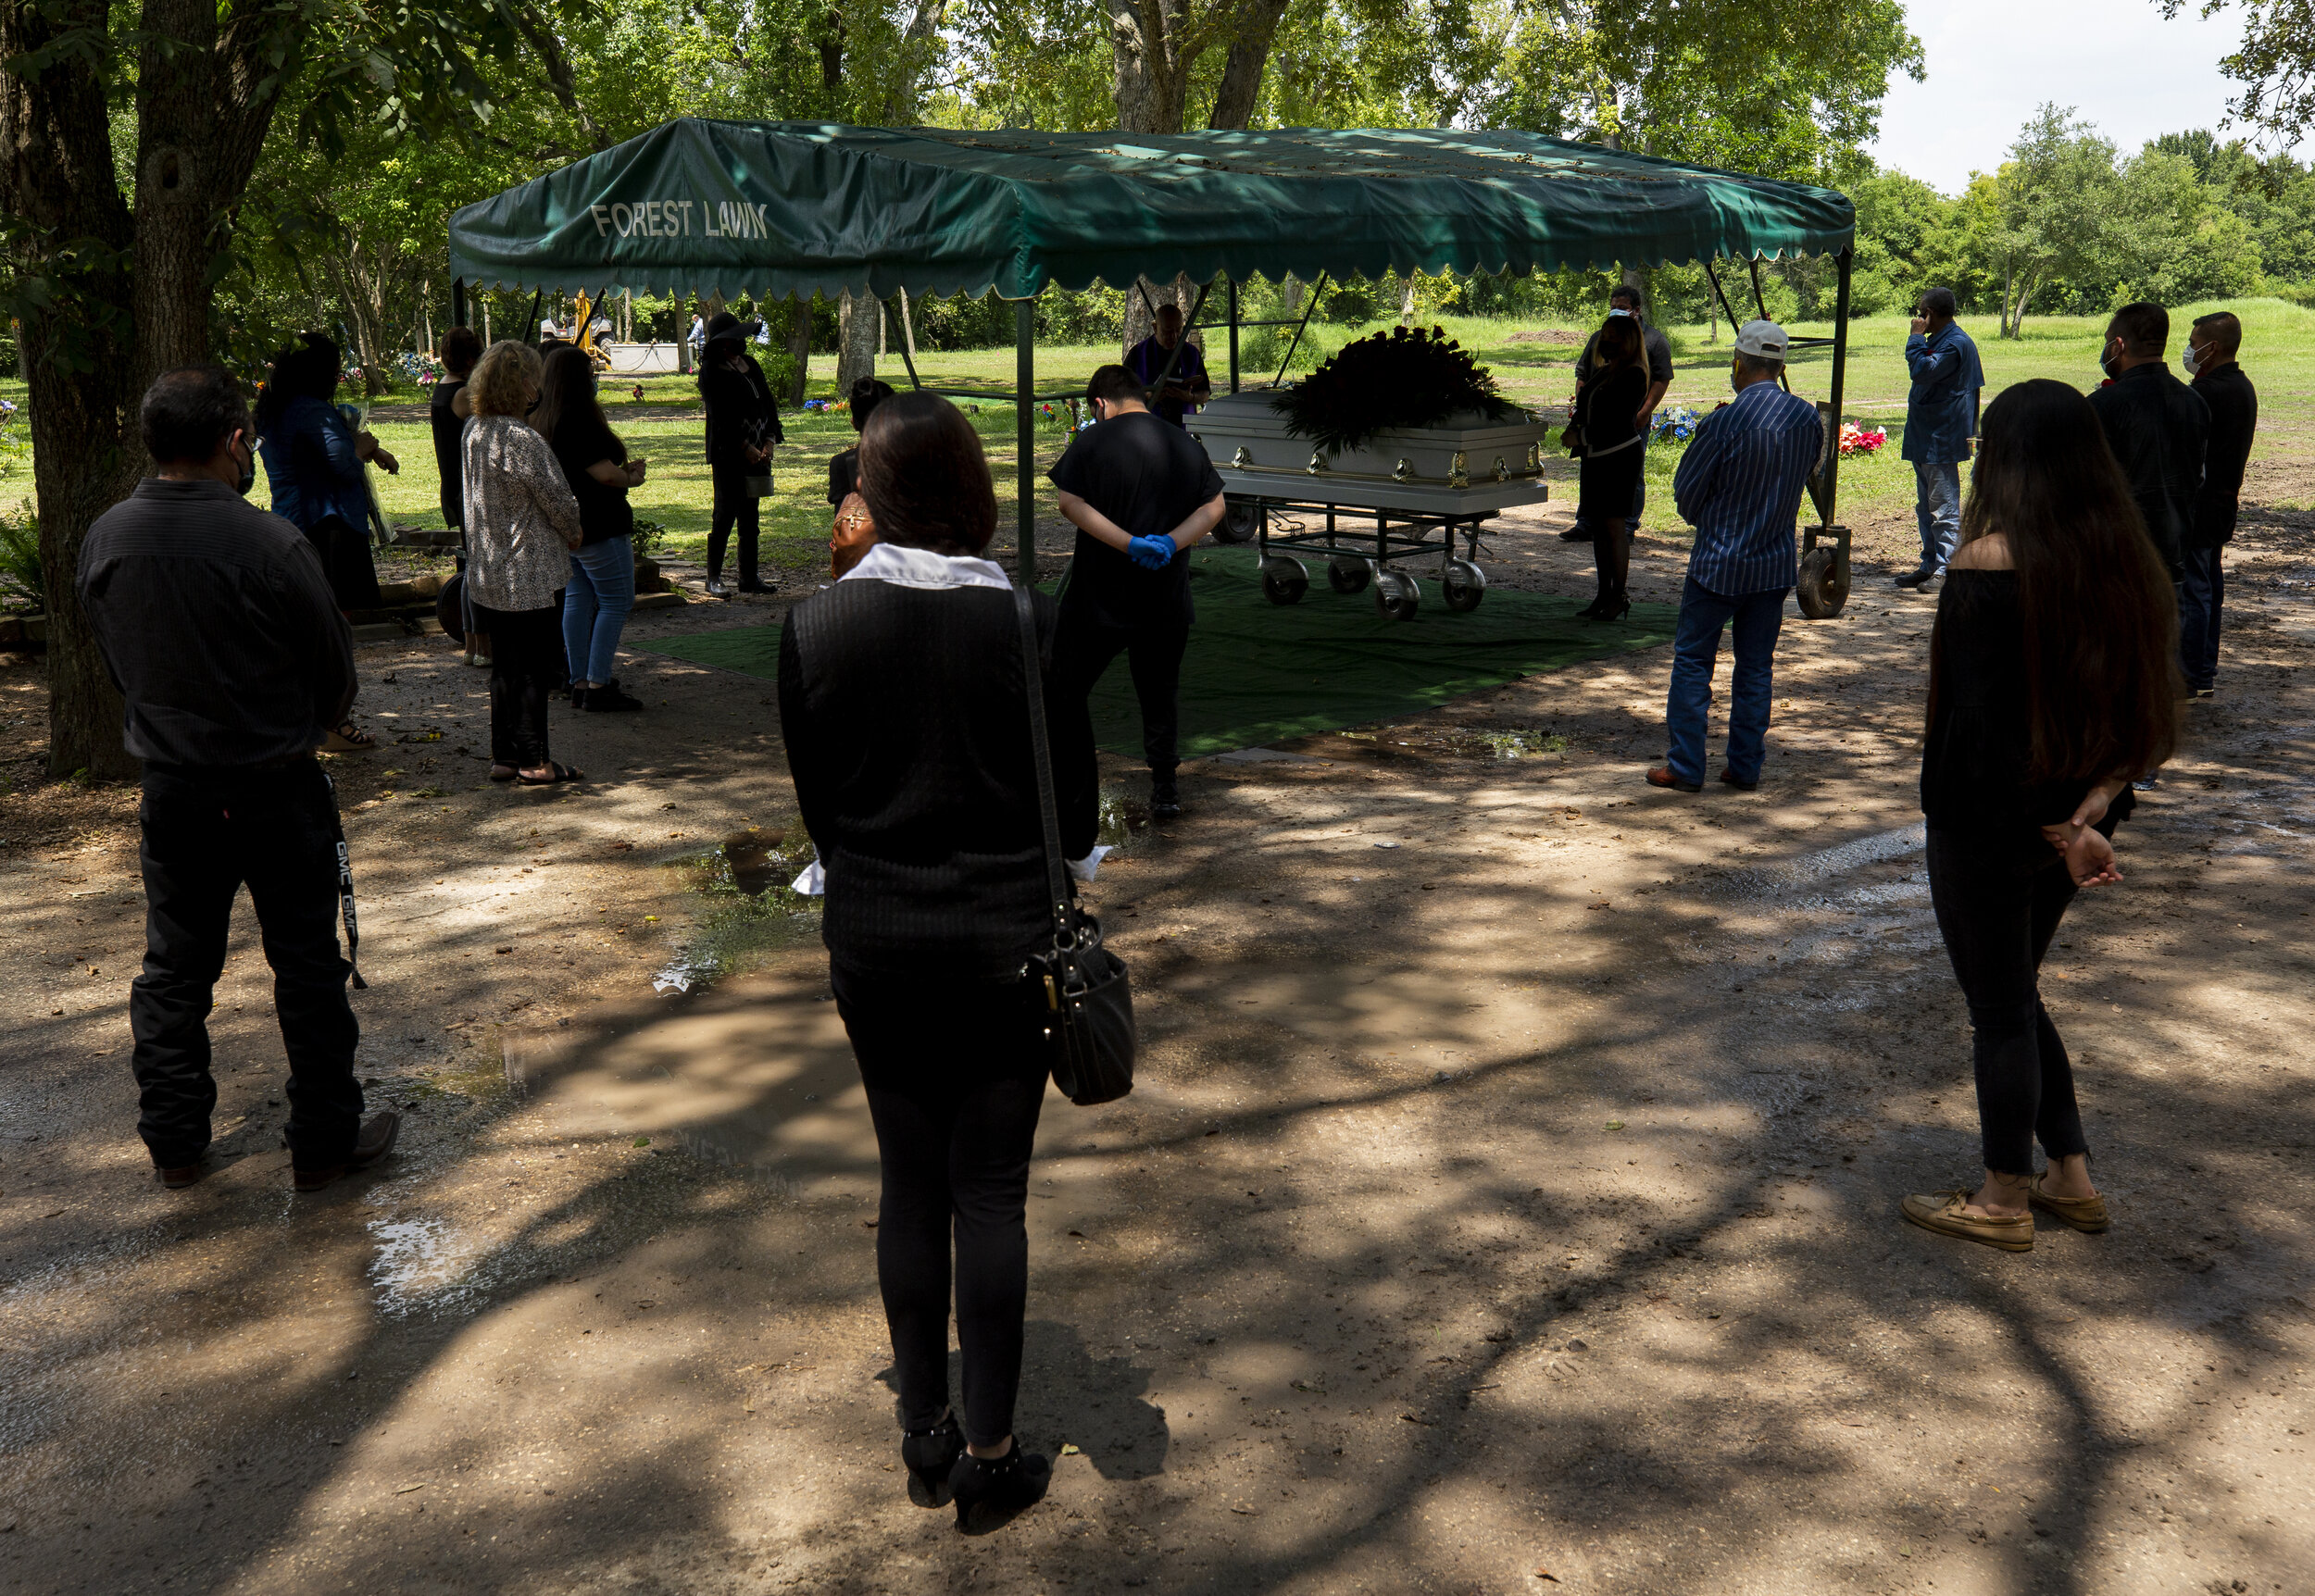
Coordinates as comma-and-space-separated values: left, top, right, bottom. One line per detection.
1866, 0, 2302, 193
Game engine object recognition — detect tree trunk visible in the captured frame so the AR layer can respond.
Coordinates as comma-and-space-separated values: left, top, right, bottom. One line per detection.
835, 289, 878, 393
5, 0, 280, 778
1123, 273, 1196, 356
1207, 0, 1292, 128
1107, 0, 1193, 132
785, 296, 812, 405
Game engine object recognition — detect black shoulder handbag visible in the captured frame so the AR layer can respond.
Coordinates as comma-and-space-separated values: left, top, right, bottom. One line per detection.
1011, 583, 1135, 1105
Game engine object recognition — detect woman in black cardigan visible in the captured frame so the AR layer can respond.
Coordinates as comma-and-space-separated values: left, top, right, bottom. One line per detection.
1905, 378, 2179, 1253
695, 312, 781, 594
778, 392, 1097, 1532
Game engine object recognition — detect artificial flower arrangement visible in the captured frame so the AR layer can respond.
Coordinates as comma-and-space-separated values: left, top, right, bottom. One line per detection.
800, 398, 852, 413
1837, 421, 1888, 457
1270, 325, 1520, 455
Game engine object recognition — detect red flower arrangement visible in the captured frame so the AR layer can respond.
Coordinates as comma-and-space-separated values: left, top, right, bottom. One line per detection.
1837, 422, 1888, 457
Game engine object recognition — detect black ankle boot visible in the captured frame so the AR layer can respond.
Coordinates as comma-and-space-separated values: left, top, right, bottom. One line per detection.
948, 1444, 1051, 1534
900, 1413, 964, 1508
1150, 773, 1182, 820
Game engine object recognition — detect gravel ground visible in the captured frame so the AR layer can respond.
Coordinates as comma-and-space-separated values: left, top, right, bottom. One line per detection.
0, 480, 2309, 1596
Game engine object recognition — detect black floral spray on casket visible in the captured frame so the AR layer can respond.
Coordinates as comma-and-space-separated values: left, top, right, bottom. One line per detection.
1270, 324, 1521, 456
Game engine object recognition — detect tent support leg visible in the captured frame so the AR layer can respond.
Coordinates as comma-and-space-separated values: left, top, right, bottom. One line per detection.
1227, 276, 1240, 394
1016, 297, 1035, 586
452, 279, 467, 331
1824, 247, 1853, 564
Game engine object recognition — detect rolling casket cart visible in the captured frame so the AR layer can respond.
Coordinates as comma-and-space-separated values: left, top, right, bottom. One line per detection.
1191, 392, 1552, 619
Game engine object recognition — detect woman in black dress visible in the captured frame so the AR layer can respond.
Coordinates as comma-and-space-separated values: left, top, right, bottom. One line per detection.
1903, 378, 2180, 1253
1572, 313, 1649, 619
695, 312, 781, 595
778, 392, 1097, 1532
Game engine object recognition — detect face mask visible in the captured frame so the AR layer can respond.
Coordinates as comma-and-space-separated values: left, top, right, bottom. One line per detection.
2181, 343, 2203, 377
232, 436, 256, 496
1608, 306, 1635, 318
2098, 342, 2123, 380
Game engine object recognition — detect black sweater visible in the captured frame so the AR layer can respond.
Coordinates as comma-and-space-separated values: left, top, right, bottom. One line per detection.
778, 579, 1099, 979
78, 478, 357, 769
1920, 570, 2134, 841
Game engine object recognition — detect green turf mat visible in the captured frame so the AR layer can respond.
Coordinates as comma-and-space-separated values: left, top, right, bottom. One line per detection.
635, 549, 1680, 758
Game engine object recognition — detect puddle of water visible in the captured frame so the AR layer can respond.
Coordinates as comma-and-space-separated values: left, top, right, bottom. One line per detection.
1473, 728, 1569, 760
656, 825, 825, 993
367, 1216, 494, 1319
1098, 788, 1152, 850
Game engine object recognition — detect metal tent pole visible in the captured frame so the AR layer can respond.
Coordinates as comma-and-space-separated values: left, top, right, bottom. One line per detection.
1016, 297, 1036, 585
1228, 276, 1240, 394
1824, 247, 1854, 567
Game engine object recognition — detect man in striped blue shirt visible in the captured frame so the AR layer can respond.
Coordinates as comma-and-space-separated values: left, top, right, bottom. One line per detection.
1648, 319, 1824, 793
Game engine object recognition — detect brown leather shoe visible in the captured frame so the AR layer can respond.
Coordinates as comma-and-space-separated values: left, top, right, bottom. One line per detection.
1646, 766, 1701, 793
1901, 1189, 2033, 1252
2028, 1174, 2110, 1233
156, 1159, 206, 1190
1718, 767, 1759, 792
293, 1111, 402, 1193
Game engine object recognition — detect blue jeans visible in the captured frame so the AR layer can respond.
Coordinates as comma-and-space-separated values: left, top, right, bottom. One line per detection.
1664, 576, 1787, 787
1574, 443, 1647, 534
563, 535, 635, 685
2178, 546, 2222, 691
1912, 460, 1961, 575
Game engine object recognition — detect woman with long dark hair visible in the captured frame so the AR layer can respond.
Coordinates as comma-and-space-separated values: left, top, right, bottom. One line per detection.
256, 331, 394, 749
1571, 313, 1648, 619
534, 345, 647, 712
695, 311, 781, 595
778, 392, 1096, 1533
1903, 378, 2181, 1252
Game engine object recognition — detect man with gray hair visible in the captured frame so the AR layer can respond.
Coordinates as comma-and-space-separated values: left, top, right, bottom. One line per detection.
1648, 320, 1823, 793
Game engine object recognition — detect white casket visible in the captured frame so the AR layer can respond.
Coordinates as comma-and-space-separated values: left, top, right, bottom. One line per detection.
1190, 390, 1555, 516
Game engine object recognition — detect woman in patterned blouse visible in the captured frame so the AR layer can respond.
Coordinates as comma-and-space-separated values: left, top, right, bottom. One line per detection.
460, 342, 586, 785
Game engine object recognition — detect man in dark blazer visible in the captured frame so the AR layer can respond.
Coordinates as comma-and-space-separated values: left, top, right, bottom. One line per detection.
2183, 310, 2257, 698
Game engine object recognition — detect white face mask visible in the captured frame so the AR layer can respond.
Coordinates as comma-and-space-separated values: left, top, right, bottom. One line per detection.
2181, 342, 2204, 377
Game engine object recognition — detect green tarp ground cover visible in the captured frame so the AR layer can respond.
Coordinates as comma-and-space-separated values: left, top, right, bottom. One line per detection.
635, 551, 1679, 759
448, 119, 1855, 303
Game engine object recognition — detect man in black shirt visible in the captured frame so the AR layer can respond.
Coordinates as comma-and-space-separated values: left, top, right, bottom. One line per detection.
2184, 310, 2257, 697
1049, 364, 1228, 818
78, 366, 397, 1193
1124, 303, 1212, 428
2084, 301, 2209, 583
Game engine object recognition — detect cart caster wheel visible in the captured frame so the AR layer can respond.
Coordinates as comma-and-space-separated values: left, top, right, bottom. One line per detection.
1796, 545, 1850, 618
1215, 502, 1260, 545
1373, 569, 1420, 621
1260, 556, 1309, 605
1443, 558, 1486, 613
1328, 557, 1371, 594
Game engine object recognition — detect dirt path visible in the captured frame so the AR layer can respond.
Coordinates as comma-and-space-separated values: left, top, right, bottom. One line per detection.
2, 482, 2310, 1595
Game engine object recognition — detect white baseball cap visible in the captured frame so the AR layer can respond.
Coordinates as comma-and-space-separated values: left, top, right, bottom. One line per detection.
1734, 318, 1789, 360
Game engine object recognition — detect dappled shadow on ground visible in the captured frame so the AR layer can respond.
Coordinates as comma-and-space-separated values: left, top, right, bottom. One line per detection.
1, 549, 2310, 1595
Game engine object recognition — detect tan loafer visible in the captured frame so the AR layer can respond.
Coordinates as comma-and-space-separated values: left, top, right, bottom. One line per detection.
1901, 1189, 2033, 1252
2028, 1174, 2109, 1233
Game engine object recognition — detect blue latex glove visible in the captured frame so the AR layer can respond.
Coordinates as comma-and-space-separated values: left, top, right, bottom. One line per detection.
1127, 534, 1175, 570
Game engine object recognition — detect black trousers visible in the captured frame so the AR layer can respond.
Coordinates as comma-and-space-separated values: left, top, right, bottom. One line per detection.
471, 600, 563, 767
832, 962, 1048, 1449
132, 759, 363, 1171
1926, 827, 2098, 1176
1053, 605, 1189, 775
708, 462, 760, 586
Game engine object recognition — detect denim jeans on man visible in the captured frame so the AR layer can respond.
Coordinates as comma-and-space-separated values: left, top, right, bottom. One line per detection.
2177, 546, 2223, 692
1664, 576, 1787, 787
1913, 460, 1962, 577
563, 533, 635, 684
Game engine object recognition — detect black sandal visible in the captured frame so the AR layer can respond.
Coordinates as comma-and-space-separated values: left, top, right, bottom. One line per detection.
515, 762, 585, 785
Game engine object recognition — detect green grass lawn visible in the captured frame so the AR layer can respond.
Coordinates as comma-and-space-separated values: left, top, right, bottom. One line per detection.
13, 294, 2315, 566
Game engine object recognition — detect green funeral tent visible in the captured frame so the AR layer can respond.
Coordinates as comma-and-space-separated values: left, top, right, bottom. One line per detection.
448, 119, 1858, 584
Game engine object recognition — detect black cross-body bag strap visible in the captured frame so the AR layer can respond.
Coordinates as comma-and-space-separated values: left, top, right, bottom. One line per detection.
1012, 583, 1074, 941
